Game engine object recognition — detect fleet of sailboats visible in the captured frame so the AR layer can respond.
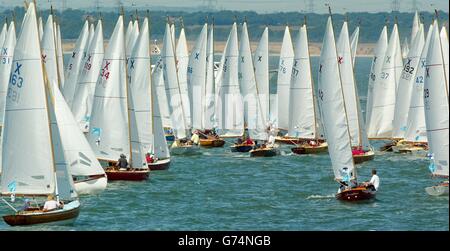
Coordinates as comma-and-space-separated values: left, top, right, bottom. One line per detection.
0, 3, 448, 227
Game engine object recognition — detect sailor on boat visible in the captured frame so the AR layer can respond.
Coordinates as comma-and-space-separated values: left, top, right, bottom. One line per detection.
43, 195, 64, 212
146, 152, 158, 164
361, 169, 380, 192
113, 154, 129, 171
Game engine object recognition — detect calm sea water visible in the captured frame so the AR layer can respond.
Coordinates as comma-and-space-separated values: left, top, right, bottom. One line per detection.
0, 56, 448, 231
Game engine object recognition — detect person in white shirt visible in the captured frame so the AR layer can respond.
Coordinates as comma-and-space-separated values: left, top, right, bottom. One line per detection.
365, 169, 380, 191
42, 195, 63, 212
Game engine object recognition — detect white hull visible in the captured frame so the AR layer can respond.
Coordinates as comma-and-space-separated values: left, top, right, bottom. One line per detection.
425, 185, 449, 196
73, 176, 107, 195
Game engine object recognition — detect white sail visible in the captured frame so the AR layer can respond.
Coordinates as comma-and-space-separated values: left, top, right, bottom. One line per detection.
424, 21, 449, 178
350, 26, 359, 67
204, 22, 216, 130
176, 27, 191, 128
276, 26, 294, 130
411, 11, 420, 43
151, 64, 171, 159
51, 81, 106, 194
1, 21, 16, 127
392, 25, 425, 139
401, 37, 410, 59
126, 19, 139, 63
440, 27, 449, 91
128, 17, 153, 168
87, 15, 129, 162
0, 22, 6, 47
238, 22, 266, 140
405, 24, 432, 143
38, 16, 43, 42
365, 25, 388, 132
71, 20, 104, 132
288, 23, 316, 139
63, 20, 89, 107
187, 24, 207, 130
56, 23, 65, 89
216, 22, 243, 137
367, 23, 402, 139
254, 27, 269, 124
0, 21, 16, 174
337, 21, 365, 147
125, 20, 133, 50
153, 56, 172, 128
41, 14, 59, 93
1, 3, 55, 196
162, 22, 188, 139
317, 16, 355, 181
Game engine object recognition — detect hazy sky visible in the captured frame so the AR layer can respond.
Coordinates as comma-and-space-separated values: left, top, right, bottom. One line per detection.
0, 0, 448, 13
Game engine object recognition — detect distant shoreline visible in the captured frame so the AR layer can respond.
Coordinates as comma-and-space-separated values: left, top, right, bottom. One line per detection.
63, 41, 376, 57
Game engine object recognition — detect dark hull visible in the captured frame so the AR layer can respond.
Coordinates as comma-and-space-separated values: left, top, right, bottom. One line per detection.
230, 144, 254, 152
291, 144, 328, 154
199, 138, 225, 147
165, 135, 175, 142
336, 187, 376, 201
379, 142, 396, 152
250, 148, 278, 157
148, 159, 171, 171
105, 169, 149, 181
3, 206, 80, 226
353, 152, 375, 164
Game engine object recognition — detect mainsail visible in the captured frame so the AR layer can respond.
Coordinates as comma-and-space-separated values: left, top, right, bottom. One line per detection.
424, 20, 449, 178
276, 26, 294, 130
317, 16, 355, 181
87, 15, 130, 162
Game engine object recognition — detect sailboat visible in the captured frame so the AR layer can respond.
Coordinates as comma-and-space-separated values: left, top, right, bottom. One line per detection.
41, 11, 107, 195
0, 19, 16, 174
231, 21, 275, 156
161, 21, 199, 155
176, 21, 192, 131
287, 19, 328, 155
71, 18, 104, 133
274, 25, 295, 143
350, 23, 359, 67
423, 18, 449, 196
198, 19, 226, 148
1, 2, 80, 226
366, 19, 403, 151
62, 19, 89, 108
87, 14, 149, 181
392, 24, 428, 154
336, 19, 374, 164
215, 22, 244, 141
128, 16, 171, 171
318, 12, 376, 201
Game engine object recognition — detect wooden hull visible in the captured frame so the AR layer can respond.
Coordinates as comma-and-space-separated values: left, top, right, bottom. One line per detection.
148, 159, 171, 171
230, 144, 254, 152
353, 150, 375, 164
379, 142, 397, 152
250, 148, 279, 157
392, 142, 428, 155
425, 183, 449, 196
105, 169, 149, 181
336, 186, 376, 201
291, 143, 328, 154
3, 201, 80, 226
275, 137, 303, 145
199, 138, 225, 147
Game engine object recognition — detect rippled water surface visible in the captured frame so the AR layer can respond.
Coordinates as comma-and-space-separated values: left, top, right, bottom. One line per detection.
0, 57, 447, 231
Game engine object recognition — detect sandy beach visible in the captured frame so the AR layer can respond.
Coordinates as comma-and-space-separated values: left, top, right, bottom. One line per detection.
63, 41, 376, 57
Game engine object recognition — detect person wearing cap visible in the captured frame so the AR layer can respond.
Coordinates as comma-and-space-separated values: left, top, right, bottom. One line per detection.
116, 154, 129, 171
43, 195, 63, 212
22, 199, 31, 211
